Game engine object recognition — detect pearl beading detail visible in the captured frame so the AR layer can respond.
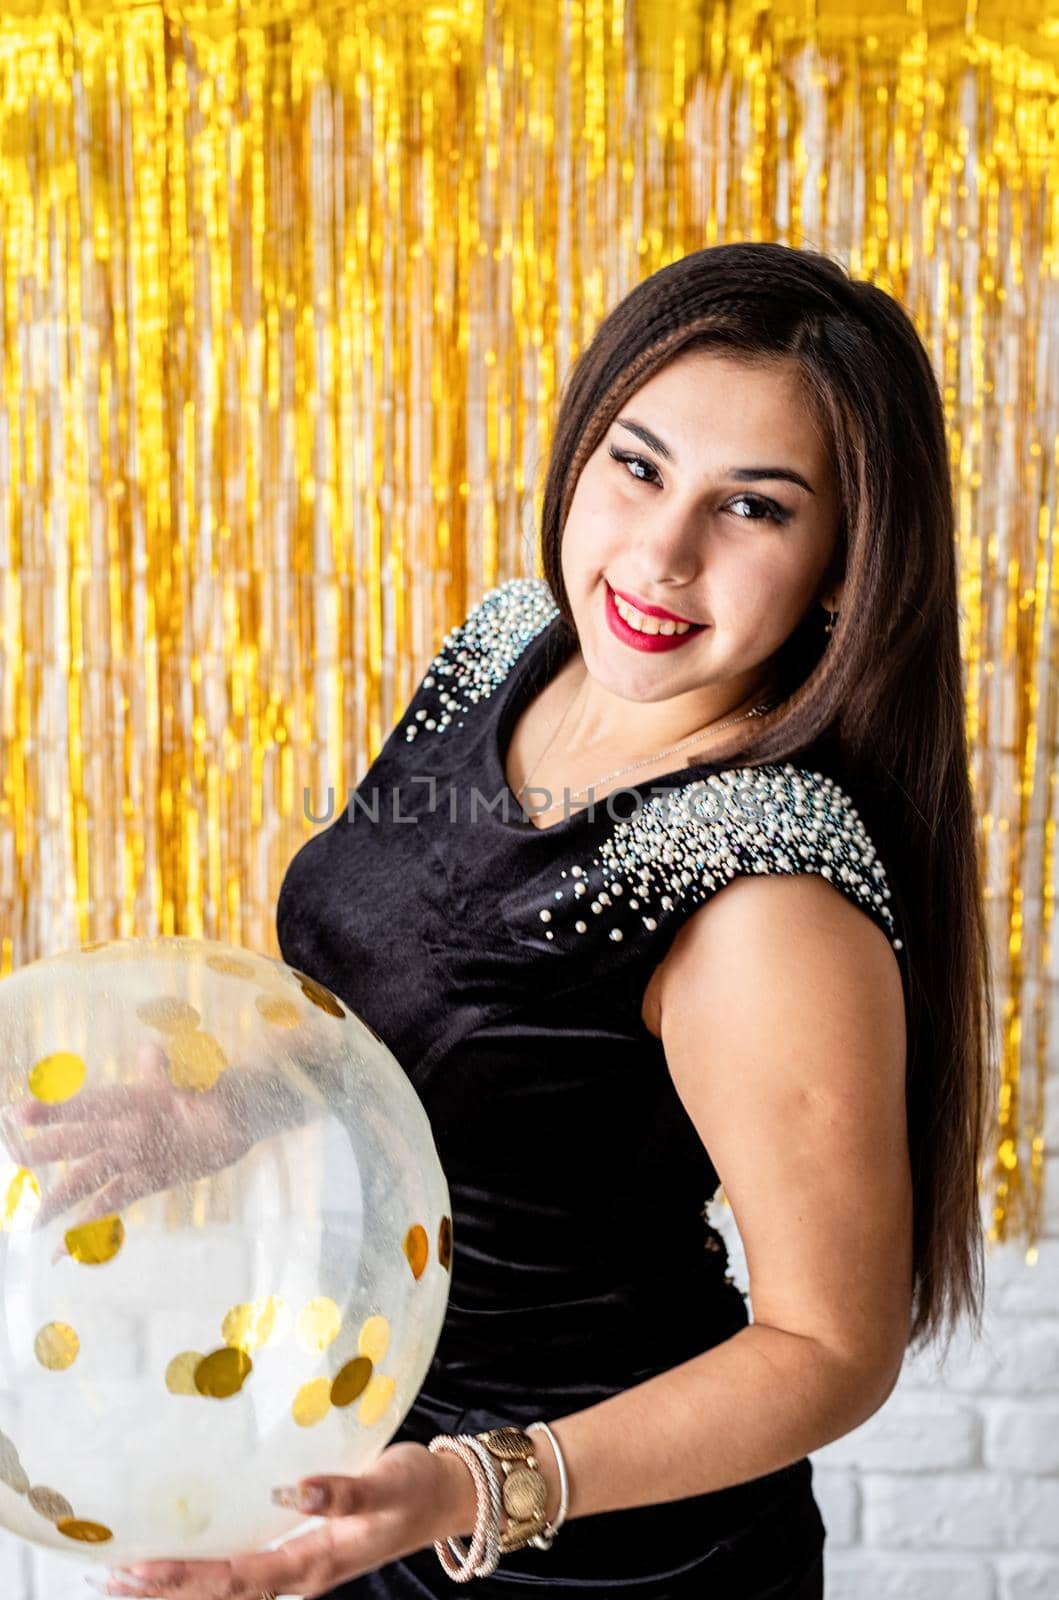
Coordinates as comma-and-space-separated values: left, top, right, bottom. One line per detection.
403, 576, 560, 740
544, 763, 902, 954
402, 575, 903, 958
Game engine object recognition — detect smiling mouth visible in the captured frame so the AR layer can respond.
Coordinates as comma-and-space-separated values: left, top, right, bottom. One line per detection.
606, 581, 707, 635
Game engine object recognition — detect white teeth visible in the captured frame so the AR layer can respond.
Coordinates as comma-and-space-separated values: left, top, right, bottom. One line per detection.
612, 591, 693, 636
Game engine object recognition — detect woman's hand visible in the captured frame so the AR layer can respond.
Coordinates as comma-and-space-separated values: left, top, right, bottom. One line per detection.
87, 1441, 477, 1599
0, 1041, 257, 1243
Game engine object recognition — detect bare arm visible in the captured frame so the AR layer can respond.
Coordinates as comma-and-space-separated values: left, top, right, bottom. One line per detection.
438, 870, 912, 1531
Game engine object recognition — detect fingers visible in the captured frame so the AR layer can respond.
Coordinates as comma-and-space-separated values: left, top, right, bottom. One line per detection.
7, 1119, 113, 1167
1, 1045, 171, 1164
0, 1108, 37, 1166
270, 1445, 431, 1522
32, 1150, 119, 1229
104, 1537, 336, 1600
70, 1164, 159, 1222
99, 1557, 239, 1598
230, 1531, 340, 1599
96, 1451, 432, 1598
271, 1473, 377, 1519
4, 1043, 169, 1139
41, 1162, 163, 1246
2, 1085, 137, 1127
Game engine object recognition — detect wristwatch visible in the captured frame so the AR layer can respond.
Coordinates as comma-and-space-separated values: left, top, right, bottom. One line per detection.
474, 1427, 556, 1552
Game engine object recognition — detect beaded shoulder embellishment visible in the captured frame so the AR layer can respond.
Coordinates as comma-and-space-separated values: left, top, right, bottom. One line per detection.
403, 576, 560, 742
536, 763, 903, 955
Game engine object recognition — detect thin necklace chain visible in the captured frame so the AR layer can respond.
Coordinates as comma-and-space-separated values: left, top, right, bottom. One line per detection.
513, 676, 777, 814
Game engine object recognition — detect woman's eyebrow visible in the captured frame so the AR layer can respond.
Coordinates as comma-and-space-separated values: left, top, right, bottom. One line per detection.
615, 416, 817, 495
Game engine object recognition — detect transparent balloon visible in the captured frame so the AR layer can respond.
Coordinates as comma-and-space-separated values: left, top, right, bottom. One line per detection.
0, 936, 451, 1566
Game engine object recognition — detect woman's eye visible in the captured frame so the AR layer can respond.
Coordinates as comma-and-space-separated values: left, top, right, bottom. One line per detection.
726, 495, 792, 527
608, 445, 791, 526
609, 445, 662, 487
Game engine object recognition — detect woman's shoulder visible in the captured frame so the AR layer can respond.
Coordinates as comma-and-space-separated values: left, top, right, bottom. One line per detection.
401, 576, 559, 745
611, 761, 901, 953
499, 757, 905, 971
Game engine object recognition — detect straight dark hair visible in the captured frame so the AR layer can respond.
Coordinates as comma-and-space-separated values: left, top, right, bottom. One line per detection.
539, 240, 997, 1359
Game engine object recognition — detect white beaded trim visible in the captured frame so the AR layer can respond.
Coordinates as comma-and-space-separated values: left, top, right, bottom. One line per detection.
541, 764, 903, 954
403, 576, 560, 740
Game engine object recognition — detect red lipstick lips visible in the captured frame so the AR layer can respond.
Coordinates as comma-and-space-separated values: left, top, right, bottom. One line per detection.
609, 586, 698, 626
605, 582, 707, 654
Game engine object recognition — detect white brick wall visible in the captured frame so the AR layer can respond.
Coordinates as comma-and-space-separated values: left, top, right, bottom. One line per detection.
708, 1159, 1059, 1599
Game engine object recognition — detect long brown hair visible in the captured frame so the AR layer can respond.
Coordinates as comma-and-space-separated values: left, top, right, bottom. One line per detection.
539, 241, 997, 1359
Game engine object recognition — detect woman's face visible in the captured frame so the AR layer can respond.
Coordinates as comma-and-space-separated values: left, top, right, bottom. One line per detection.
559, 350, 843, 711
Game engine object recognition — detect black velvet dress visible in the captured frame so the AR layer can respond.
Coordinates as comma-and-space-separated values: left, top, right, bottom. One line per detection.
275, 576, 908, 1598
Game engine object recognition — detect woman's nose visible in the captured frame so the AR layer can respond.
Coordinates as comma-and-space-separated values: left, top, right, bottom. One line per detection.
627, 522, 704, 588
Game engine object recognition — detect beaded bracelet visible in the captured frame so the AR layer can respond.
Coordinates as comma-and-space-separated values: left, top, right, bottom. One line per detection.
427, 1434, 501, 1582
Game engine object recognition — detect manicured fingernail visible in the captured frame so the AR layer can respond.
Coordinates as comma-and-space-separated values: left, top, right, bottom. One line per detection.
271, 1480, 328, 1512
83, 1580, 152, 1598
108, 1574, 154, 1596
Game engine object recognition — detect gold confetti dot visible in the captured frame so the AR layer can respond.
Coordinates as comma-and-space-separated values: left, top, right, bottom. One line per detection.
27, 1485, 74, 1522
296, 1297, 341, 1353
0, 1431, 29, 1495
165, 1351, 204, 1395
290, 970, 345, 1017
254, 994, 303, 1029
65, 1214, 124, 1265
2, 1168, 41, 1230
438, 1215, 453, 1272
0, 1461, 29, 1495
172, 1495, 211, 1536
34, 1322, 79, 1370
404, 1224, 429, 1280
56, 1518, 113, 1543
194, 1347, 253, 1399
222, 1296, 288, 1352
28, 1052, 86, 1105
165, 1029, 228, 1092
330, 1356, 373, 1408
205, 953, 258, 979
136, 996, 201, 1032
292, 1377, 333, 1427
357, 1374, 396, 1427
358, 1314, 390, 1365
78, 941, 110, 953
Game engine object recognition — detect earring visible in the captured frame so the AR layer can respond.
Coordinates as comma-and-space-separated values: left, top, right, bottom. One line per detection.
824, 605, 837, 636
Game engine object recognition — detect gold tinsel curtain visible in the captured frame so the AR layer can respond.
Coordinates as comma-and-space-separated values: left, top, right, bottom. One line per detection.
0, 0, 1056, 1251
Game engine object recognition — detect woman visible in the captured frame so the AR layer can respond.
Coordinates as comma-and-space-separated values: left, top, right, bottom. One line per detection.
42, 241, 994, 1598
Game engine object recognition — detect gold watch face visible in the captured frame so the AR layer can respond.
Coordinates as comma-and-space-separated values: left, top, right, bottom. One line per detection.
480, 1426, 534, 1459
502, 1465, 548, 1522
